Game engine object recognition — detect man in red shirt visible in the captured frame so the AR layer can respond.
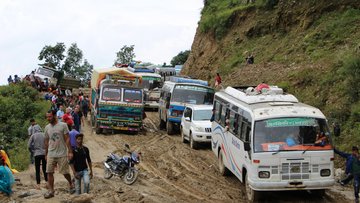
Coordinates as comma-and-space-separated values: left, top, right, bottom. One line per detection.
62, 108, 74, 130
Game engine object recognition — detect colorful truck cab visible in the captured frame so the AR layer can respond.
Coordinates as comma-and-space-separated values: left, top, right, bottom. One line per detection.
90, 67, 144, 134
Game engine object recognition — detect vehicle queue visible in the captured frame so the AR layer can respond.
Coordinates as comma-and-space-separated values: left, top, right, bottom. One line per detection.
92, 65, 335, 202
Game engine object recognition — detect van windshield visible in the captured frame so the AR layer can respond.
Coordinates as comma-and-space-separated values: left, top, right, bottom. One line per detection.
102, 87, 121, 101
254, 117, 332, 152
193, 109, 212, 121
171, 85, 214, 105
123, 89, 142, 103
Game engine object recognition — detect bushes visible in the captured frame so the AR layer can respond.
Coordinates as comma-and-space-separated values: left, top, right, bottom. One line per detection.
0, 83, 50, 170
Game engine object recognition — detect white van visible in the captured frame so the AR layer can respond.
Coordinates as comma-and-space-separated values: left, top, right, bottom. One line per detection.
180, 105, 213, 149
211, 85, 334, 202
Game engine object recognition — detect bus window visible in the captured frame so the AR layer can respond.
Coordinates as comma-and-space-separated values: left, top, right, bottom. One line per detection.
232, 113, 240, 137
215, 102, 222, 122
237, 115, 243, 139
241, 117, 251, 141
220, 106, 227, 127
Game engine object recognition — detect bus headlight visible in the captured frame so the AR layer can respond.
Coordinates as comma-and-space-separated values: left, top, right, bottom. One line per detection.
258, 171, 270, 179
320, 169, 331, 177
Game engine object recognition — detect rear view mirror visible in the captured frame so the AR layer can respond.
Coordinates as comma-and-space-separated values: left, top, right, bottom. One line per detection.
185, 117, 191, 122
244, 142, 251, 151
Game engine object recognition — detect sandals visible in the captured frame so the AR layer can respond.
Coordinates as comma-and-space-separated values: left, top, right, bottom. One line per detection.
44, 191, 54, 199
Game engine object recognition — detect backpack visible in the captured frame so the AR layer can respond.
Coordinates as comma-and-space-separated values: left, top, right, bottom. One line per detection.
82, 99, 89, 108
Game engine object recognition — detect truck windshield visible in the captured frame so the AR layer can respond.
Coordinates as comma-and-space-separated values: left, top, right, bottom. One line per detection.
172, 85, 214, 105
193, 109, 212, 121
139, 77, 162, 90
102, 87, 121, 101
123, 89, 142, 103
254, 117, 332, 153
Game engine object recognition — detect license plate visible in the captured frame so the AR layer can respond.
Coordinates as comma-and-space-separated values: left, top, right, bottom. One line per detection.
113, 126, 128, 130
206, 136, 211, 139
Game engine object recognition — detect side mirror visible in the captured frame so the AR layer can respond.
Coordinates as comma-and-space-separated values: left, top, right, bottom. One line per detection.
185, 117, 191, 122
124, 144, 130, 150
334, 124, 341, 137
244, 142, 251, 151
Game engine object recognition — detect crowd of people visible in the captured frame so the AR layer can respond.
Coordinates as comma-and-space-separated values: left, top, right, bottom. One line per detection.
24, 88, 92, 199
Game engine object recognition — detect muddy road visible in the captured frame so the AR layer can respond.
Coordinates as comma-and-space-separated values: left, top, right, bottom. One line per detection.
7, 112, 351, 203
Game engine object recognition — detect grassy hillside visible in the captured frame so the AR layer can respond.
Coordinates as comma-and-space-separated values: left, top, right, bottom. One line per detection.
0, 83, 50, 170
184, 0, 360, 150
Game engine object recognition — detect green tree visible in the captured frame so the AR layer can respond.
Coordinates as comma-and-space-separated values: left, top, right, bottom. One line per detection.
62, 43, 83, 76
115, 45, 136, 65
170, 50, 190, 66
79, 59, 94, 85
38, 42, 66, 69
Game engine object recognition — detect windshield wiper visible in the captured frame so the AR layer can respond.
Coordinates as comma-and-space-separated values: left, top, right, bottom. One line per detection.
272, 149, 286, 155
302, 144, 313, 154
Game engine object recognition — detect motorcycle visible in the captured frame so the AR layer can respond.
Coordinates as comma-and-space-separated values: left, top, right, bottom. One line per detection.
103, 144, 141, 185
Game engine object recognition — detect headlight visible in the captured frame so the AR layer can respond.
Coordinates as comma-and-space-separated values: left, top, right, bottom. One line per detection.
258, 171, 270, 179
320, 169, 331, 177
195, 126, 203, 132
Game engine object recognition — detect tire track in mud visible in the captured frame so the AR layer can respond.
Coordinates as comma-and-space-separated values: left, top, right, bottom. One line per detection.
127, 112, 245, 202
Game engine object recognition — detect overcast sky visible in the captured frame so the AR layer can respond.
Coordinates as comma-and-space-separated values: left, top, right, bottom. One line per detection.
0, 0, 203, 85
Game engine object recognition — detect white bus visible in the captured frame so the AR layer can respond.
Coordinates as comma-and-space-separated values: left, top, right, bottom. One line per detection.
211, 86, 334, 202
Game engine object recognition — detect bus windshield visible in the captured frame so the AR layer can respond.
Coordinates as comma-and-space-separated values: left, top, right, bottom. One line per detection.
123, 89, 142, 103
172, 85, 214, 105
254, 117, 332, 152
102, 87, 121, 101
139, 77, 162, 90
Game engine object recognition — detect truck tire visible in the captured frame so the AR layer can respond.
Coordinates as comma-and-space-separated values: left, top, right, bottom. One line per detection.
167, 121, 174, 135
159, 119, 166, 130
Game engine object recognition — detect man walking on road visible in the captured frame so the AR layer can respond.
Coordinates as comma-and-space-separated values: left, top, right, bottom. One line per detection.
335, 146, 360, 203
44, 110, 74, 199
27, 125, 47, 189
28, 118, 40, 164
70, 133, 93, 195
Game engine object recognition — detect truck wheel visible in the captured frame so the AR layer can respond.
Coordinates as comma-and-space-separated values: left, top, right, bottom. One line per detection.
167, 121, 174, 135
95, 123, 102, 134
189, 132, 198, 149
159, 119, 166, 130
245, 173, 260, 202
218, 150, 229, 176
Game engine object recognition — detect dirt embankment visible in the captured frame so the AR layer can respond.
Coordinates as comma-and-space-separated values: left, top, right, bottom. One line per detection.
3, 112, 353, 203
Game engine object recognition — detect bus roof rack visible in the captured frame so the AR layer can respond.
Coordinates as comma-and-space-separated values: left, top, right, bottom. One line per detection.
224, 85, 298, 104
169, 76, 208, 86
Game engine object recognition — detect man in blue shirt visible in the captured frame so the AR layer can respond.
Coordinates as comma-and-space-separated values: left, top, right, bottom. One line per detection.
69, 125, 80, 148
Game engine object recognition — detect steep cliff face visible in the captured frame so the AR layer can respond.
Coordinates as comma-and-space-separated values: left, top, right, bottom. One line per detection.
183, 0, 360, 87
183, 0, 360, 145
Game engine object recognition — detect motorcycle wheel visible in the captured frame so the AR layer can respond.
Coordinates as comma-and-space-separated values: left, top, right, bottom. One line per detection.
104, 166, 113, 179
123, 168, 139, 185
